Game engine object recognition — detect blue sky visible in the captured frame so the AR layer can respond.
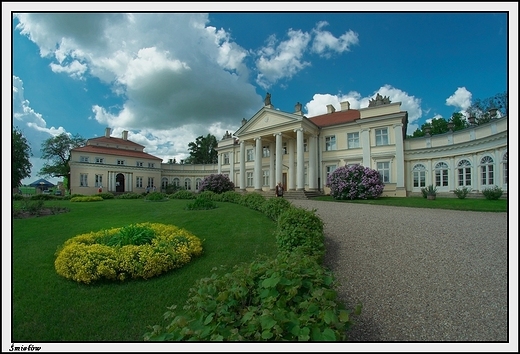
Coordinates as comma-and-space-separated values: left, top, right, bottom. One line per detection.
6, 3, 515, 186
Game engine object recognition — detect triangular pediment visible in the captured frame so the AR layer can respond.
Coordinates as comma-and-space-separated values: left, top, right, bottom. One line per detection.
235, 107, 304, 136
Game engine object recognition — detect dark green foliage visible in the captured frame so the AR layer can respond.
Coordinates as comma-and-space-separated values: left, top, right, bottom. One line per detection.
421, 185, 437, 197
144, 250, 357, 341
218, 190, 243, 203
13, 193, 25, 201
275, 207, 324, 260
170, 190, 196, 199
184, 134, 218, 164
30, 194, 56, 201
197, 190, 218, 201
453, 186, 471, 199
115, 192, 143, 199
97, 192, 115, 199
185, 197, 218, 210
12, 127, 32, 188
260, 197, 292, 221
482, 186, 503, 200
239, 192, 267, 211
99, 224, 155, 247
145, 191, 167, 201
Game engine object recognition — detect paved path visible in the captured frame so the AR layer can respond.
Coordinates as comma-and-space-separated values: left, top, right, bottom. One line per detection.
290, 200, 510, 342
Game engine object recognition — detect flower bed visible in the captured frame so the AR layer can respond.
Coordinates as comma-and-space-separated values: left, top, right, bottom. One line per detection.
54, 222, 203, 284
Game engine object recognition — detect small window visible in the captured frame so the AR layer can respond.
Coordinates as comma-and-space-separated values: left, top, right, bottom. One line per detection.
377, 162, 390, 183
412, 164, 426, 188
80, 173, 88, 187
246, 172, 254, 187
325, 136, 336, 151
95, 157, 104, 164
117, 160, 125, 165
148, 162, 155, 168
262, 146, 270, 158
184, 178, 192, 190
262, 170, 270, 186
223, 153, 230, 165
457, 160, 472, 187
435, 162, 449, 187
136, 177, 143, 188
480, 156, 494, 186
95, 174, 103, 188
375, 128, 389, 146
247, 149, 254, 161
347, 132, 360, 149
136, 161, 143, 167
80, 156, 89, 163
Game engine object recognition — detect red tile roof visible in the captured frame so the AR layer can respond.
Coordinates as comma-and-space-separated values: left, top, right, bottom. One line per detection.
308, 109, 360, 127
72, 145, 162, 160
87, 136, 145, 148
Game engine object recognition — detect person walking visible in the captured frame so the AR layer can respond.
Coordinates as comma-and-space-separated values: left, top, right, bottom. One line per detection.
275, 182, 284, 198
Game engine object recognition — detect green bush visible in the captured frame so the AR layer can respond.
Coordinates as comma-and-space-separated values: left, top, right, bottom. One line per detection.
70, 196, 104, 202
260, 197, 293, 221
218, 190, 243, 203
99, 224, 156, 247
239, 192, 266, 211
13, 193, 25, 201
453, 186, 471, 199
275, 207, 324, 260
145, 191, 168, 201
170, 190, 196, 200
144, 250, 359, 341
30, 194, 55, 201
115, 192, 143, 199
482, 185, 503, 200
185, 197, 218, 210
197, 190, 218, 201
98, 192, 115, 199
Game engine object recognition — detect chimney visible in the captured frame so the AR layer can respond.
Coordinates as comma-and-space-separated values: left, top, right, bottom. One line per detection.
340, 101, 350, 111
122, 130, 128, 140
105, 127, 111, 137
326, 104, 336, 114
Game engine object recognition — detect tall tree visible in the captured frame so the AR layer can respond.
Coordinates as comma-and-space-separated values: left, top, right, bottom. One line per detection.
39, 133, 86, 189
467, 91, 508, 125
185, 134, 218, 164
12, 127, 32, 188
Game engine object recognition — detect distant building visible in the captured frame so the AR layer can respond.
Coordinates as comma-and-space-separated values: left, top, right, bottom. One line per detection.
69, 96, 507, 197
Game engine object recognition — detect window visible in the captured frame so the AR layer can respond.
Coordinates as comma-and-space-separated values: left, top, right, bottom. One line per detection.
503, 152, 508, 185
136, 177, 143, 188
148, 162, 155, 168
147, 177, 154, 189
95, 157, 104, 164
412, 164, 426, 188
325, 136, 336, 151
262, 146, 270, 158
117, 159, 125, 165
480, 156, 494, 186
196, 178, 202, 191
185, 178, 192, 190
435, 162, 449, 187
347, 132, 360, 149
136, 161, 143, 167
247, 149, 254, 161
304, 139, 308, 152
80, 156, 89, 163
262, 170, 270, 186
223, 153, 230, 165
457, 160, 472, 187
375, 128, 389, 146
95, 174, 103, 188
173, 178, 180, 187
282, 142, 287, 154
161, 177, 168, 189
326, 165, 337, 180
80, 173, 88, 187
246, 172, 254, 187
377, 162, 390, 183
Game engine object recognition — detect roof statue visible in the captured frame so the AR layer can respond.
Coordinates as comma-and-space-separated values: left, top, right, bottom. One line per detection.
264, 92, 272, 106
368, 93, 391, 107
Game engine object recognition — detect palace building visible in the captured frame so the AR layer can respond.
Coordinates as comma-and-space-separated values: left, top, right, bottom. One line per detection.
69, 94, 507, 198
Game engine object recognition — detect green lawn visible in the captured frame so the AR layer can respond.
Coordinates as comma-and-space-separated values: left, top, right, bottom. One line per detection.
11, 198, 278, 342
311, 195, 508, 212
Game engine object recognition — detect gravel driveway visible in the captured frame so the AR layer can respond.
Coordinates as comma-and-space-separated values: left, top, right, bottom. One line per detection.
290, 200, 509, 342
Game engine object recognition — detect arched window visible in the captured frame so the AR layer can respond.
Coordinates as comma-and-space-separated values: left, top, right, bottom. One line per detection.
195, 178, 202, 191
480, 156, 494, 186
412, 164, 426, 188
457, 159, 472, 187
184, 178, 192, 191
173, 178, 180, 187
502, 152, 508, 185
434, 162, 449, 187
161, 177, 168, 190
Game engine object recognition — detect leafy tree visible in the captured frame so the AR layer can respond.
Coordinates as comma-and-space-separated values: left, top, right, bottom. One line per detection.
39, 133, 86, 189
184, 134, 218, 164
12, 127, 32, 188
467, 91, 507, 125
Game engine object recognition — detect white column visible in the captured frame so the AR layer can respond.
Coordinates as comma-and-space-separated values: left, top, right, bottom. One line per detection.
275, 133, 283, 187
269, 142, 275, 190
240, 141, 246, 191
393, 123, 405, 188
288, 139, 295, 190
361, 128, 371, 167
295, 128, 304, 190
309, 135, 317, 190
217, 152, 222, 174
229, 149, 235, 183
254, 137, 262, 191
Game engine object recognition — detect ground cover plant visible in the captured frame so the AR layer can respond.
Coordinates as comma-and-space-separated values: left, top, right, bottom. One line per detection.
311, 195, 507, 212
12, 198, 278, 341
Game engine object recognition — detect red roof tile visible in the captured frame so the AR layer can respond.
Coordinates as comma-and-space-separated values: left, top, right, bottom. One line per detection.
87, 136, 145, 148
72, 145, 162, 160
309, 109, 360, 127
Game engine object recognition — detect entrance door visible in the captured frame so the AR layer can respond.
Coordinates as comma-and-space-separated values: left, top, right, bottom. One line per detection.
282, 173, 287, 191
116, 173, 125, 192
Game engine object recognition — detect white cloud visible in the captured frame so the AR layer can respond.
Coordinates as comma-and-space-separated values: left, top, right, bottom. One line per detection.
255, 29, 311, 89
446, 87, 472, 111
311, 21, 359, 58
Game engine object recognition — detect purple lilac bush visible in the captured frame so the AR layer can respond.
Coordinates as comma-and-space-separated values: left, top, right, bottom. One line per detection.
199, 174, 235, 194
327, 165, 385, 200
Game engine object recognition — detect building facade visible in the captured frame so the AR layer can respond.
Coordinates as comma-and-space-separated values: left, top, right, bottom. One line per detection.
69, 96, 507, 197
